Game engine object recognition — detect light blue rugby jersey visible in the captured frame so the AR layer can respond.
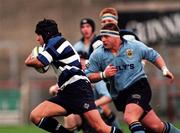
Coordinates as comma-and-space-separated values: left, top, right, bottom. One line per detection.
92, 80, 111, 112
86, 39, 160, 97
93, 80, 111, 99
37, 36, 89, 89
74, 40, 90, 54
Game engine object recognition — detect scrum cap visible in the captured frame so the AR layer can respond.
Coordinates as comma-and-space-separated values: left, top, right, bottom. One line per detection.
35, 19, 60, 43
80, 18, 95, 32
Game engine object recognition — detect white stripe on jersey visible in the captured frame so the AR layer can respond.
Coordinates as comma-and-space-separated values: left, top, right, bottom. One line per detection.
56, 40, 80, 64
57, 40, 70, 54
60, 75, 90, 90
60, 54, 80, 64
51, 64, 62, 78
41, 51, 53, 63
63, 65, 80, 71
70, 44, 80, 62
51, 64, 81, 78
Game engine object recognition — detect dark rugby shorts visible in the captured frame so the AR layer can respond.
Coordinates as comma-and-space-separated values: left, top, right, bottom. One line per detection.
48, 79, 96, 115
113, 78, 152, 113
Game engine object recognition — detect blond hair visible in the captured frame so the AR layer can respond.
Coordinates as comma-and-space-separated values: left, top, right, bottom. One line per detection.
99, 7, 118, 18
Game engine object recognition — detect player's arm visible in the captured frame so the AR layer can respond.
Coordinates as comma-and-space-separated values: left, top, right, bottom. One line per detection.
95, 96, 112, 107
140, 43, 174, 81
25, 53, 44, 68
87, 64, 117, 83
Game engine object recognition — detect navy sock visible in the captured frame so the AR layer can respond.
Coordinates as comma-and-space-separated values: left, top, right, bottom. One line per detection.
110, 126, 123, 133
105, 112, 121, 129
129, 121, 145, 133
37, 117, 72, 133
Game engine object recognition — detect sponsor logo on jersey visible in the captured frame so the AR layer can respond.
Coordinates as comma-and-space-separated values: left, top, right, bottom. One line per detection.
116, 64, 135, 70
126, 48, 133, 58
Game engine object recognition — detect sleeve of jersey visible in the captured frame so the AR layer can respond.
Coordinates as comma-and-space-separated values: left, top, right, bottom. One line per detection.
85, 51, 102, 76
73, 42, 81, 52
37, 50, 53, 66
94, 80, 111, 98
140, 43, 160, 63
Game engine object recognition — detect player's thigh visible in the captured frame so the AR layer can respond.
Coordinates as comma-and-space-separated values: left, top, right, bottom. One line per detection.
141, 109, 164, 131
64, 114, 82, 128
31, 100, 67, 118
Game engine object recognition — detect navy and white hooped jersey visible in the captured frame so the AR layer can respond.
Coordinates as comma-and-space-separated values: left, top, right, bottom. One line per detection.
37, 36, 89, 89
86, 39, 160, 98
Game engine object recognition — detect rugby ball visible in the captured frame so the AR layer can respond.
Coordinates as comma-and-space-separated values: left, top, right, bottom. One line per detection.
31, 46, 49, 73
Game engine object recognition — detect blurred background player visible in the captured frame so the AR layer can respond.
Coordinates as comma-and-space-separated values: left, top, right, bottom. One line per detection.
73, 18, 96, 57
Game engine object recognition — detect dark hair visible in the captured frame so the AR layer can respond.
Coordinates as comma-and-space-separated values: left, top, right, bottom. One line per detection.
80, 18, 95, 32
35, 19, 61, 43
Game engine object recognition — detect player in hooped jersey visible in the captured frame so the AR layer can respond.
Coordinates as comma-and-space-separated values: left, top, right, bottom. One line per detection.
25, 19, 122, 133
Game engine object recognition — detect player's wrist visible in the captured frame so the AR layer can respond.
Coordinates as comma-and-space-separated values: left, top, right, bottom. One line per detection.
161, 66, 169, 76
102, 71, 106, 78
99, 71, 106, 79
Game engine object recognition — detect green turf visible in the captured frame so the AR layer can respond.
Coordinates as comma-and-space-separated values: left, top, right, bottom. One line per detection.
0, 124, 127, 133
0, 125, 47, 133
0, 122, 179, 133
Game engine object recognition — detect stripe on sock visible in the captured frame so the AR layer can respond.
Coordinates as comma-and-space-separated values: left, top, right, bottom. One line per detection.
129, 121, 145, 133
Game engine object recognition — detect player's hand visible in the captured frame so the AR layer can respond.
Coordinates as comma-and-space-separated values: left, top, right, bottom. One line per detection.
163, 71, 174, 83
49, 84, 59, 96
162, 67, 174, 83
103, 64, 117, 78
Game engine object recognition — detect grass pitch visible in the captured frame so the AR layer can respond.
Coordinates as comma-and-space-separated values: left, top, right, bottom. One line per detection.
0, 122, 179, 133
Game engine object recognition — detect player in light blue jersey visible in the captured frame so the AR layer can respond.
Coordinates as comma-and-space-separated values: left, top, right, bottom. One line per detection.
86, 23, 180, 133
25, 19, 122, 133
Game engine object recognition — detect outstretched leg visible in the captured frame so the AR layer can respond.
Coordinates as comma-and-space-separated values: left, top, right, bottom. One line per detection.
30, 100, 72, 133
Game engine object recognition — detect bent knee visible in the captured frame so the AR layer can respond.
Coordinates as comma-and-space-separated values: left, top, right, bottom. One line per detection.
29, 110, 42, 125
123, 114, 137, 124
